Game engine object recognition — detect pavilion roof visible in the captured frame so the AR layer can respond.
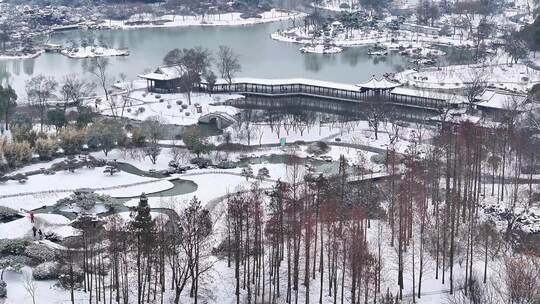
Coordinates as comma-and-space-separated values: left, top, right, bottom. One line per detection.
138, 65, 187, 81
356, 76, 402, 90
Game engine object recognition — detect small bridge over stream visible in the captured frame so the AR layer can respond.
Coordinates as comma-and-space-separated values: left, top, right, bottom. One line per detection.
198, 111, 237, 129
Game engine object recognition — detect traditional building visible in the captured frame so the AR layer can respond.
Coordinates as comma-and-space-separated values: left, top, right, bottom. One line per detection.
138, 65, 187, 93
356, 76, 402, 96
474, 88, 529, 120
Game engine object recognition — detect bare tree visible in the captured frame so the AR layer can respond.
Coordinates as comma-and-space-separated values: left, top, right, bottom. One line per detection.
26, 75, 58, 132
503, 30, 529, 64
464, 70, 487, 106
163, 47, 212, 105
169, 141, 189, 165
366, 100, 385, 140
500, 254, 540, 304
23, 269, 37, 304
87, 57, 111, 101
142, 116, 164, 164
60, 74, 95, 111
217, 45, 242, 86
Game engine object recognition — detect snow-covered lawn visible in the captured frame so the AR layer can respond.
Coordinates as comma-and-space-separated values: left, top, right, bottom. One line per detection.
1, 267, 89, 304
92, 149, 173, 171
217, 120, 369, 146
395, 62, 540, 93
96, 179, 175, 198
0, 214, 78, 240
123, 171, 270, 210
10, 157, 69, 175
0, 167, 162, 196
99, 91, 242, 125
0, 193, 70, 211
103, 10, 305, 29
0, 167, 174, 200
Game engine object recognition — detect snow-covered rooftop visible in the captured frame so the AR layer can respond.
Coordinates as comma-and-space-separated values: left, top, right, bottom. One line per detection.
139, 65, 187, 81
356, 76, 402, 90
390, 87, 468, 104
210, 77, 361, 92
475, 88, 528, 110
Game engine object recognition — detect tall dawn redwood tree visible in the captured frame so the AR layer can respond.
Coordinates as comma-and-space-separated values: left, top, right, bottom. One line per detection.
179, 196, 212, 304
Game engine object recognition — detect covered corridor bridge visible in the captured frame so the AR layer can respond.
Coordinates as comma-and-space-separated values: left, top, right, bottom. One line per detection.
199, 77, 461, 110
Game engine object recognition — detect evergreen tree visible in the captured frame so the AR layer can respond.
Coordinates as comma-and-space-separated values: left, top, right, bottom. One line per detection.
131, 193, 155, 304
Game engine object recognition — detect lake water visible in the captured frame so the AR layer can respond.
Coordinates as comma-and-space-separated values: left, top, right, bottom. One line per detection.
0, 21, 411, 96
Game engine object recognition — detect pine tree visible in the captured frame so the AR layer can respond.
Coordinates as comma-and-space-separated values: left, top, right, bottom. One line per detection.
131, 193, 155, 304
132, 193, 154, 233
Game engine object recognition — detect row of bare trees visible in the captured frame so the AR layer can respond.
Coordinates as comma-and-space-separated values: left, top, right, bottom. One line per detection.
59, 194, 213, 304
223, 156, 387, 304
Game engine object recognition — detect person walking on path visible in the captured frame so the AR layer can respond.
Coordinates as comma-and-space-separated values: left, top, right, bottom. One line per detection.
32, 226, 37, 238
38, 229, 43, 240
29, 211, 34, 223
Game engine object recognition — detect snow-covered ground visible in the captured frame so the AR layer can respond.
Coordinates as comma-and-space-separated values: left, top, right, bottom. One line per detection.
300, 44, 343, 54
102, 10, 305, 29
310, 0, 360, 12
122, 169, 271, 210
215, 120, 360, 146
0, 193, 70, 212
272, 27, 478, 49
98, 90, 242, 126
1, 267, 89, 304
0, 214, 79, 240
0, 167, 174, 210
0, 167, 169, 197
395, 62, 540, 93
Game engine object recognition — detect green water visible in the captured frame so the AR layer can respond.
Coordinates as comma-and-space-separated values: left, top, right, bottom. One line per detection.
147, 179, 198, 198
0, 21, 410, 95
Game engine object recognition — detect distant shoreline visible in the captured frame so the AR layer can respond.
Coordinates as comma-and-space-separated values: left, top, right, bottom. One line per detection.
100, 9, 305, 30
0, 50, 45, 60
0, 9, 305, 61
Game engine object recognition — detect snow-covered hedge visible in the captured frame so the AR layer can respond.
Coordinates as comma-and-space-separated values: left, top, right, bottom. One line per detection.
33, 261, 60, 280
306, 141, 330, 155
0, 206, 19, 222
370, 153, 387, 165
0, 254, 33, 267
23, 244, 56, 263
0, 239, 30, 256
0, 280, 6, 298
56, 191, 113, 211
58, 264, 84, 288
